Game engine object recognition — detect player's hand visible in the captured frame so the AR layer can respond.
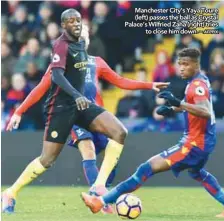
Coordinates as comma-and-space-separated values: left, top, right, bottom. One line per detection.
152, 82, 170, 92
75, 97, 91, 110
6, 114, 22, 131
156, 105, 174, 117
158, 91, 181, 107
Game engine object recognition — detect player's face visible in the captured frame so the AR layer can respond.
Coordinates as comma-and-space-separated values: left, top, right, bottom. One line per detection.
63, 13, 82, 38
177, 57, 198, 79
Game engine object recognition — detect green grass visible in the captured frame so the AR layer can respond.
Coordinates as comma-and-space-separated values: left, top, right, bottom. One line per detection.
1, 186, 223, 221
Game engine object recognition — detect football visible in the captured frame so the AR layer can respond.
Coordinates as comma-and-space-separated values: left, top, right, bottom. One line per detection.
115, 194, 142, 219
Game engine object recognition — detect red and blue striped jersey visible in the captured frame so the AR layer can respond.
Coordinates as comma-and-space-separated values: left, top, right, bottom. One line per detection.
180, 73, 216, 153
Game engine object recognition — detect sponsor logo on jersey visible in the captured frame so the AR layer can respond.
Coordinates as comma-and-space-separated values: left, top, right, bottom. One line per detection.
73, 52, 79, 58
74, 61, 88, 70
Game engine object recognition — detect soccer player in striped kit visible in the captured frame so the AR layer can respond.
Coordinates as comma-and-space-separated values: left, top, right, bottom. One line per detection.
81, 48, 224, 218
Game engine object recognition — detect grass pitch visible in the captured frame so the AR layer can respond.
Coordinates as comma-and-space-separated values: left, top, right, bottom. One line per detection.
1, 186, 223, 221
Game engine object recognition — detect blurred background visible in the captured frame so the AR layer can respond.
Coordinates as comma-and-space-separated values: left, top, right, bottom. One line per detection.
1, 0, 224, 132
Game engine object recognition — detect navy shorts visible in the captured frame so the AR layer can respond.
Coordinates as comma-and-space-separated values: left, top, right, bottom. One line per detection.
67, 125, 109, 155
160, 142, 210, 177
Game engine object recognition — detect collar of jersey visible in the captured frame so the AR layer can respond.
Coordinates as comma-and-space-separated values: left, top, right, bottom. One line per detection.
188, 72, 203, 83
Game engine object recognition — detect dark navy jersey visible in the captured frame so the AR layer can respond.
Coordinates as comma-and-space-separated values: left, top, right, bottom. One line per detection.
45, 32, 88, 112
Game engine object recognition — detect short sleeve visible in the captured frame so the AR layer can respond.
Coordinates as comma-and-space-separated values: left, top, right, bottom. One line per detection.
188, 80, 209, 103
51, 40, 68, 69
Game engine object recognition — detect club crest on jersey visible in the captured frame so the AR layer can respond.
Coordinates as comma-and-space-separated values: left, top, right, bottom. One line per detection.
195, 86, 205, 96
76, 129, 84, 137
51, 131, 58, 138
52, 54, 60, 63
87, 56, 95, 65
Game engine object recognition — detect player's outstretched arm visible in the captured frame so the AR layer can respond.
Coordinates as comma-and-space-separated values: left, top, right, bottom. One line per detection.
97, 57, 169, 92
6, 69, 52, 131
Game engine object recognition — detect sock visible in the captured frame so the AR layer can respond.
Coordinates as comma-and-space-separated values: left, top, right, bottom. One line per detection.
82, 160, 99, 186
94, 139, 123, 186
189, 169, 224, 205
106, 166, 117, 188
7, 157, 46, 198
103, 161, 153, 204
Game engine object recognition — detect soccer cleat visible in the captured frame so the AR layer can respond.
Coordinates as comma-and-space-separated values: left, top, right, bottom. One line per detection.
101, 204, 114, 214
89, 185, 114, 214
1, 192, 16, 214
216, 210, 224, 218
89, 185, 108, 196
81, 192, 104, 214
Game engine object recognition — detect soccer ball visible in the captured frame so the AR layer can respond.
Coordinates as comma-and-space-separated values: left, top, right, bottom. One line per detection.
115, 194, 142, 219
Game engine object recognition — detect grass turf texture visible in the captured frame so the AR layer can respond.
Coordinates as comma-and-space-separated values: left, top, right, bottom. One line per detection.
2, 186, 223, 221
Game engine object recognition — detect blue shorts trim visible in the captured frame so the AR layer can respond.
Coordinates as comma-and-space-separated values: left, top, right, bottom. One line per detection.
67, 125, 109, 155
160, 144, 210, 177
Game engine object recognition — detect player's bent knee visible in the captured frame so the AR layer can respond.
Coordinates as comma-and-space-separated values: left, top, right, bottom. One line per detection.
114, 127, 128, 144
39, 155, 57, 168
149, 155, 170, 173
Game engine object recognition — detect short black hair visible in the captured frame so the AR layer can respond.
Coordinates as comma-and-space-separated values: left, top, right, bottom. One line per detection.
178, 48, 201, 61
61, 9, 80, 23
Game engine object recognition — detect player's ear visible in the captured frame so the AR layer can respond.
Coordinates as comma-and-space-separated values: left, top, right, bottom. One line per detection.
61, 22, 66, 29
196, 60, 200, 69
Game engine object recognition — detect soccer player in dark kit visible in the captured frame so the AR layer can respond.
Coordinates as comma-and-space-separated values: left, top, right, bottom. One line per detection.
2, 19, 169, 213
81, 48, 224, 218
2, 9, 128, 213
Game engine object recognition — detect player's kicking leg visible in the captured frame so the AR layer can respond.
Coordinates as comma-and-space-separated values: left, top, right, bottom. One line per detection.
68, 128, 114, 214
77, 139, 114, 214
88, 111, 127, 191
2, 141, 64, 213
188, 169, 224, 218
81, 154, 170, 213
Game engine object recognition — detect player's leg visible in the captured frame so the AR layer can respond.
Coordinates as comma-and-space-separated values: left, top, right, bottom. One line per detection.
68, 126, 99, 187
188, 168, 224, 205
78, 140, 99, 186
81, 143, 198, 213
106, 165, 117, 188
2, 140, 64, 213
81, 154, 170, 213
88, 111, 127, 187
68, 128, 114, 214
2, 111, 74, 213
188, 168, 224, 216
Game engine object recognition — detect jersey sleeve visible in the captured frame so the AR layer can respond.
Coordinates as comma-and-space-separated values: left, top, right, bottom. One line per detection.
15, 66, 52, 115
96, 57, 153, 90
188, 80, 209, 103
51, 40, 68, 69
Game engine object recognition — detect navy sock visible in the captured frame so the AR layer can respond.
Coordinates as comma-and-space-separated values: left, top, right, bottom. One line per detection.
103, 162, 153, 204
106, 166, 117, 188
82, 160, 98, 186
